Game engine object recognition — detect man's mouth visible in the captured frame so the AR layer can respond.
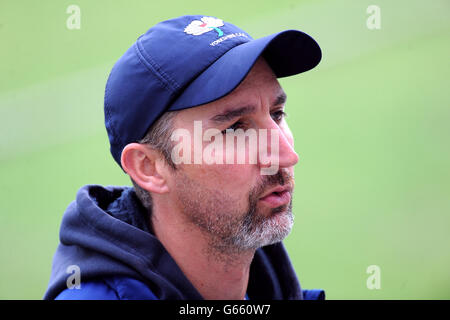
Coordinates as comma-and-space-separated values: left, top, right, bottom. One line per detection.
258, 185, 292, 208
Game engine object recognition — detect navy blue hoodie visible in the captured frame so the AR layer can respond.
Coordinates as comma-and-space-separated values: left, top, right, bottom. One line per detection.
44, 185, 324, 300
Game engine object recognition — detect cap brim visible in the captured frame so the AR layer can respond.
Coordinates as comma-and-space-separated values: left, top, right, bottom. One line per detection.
169, 30, 321, 111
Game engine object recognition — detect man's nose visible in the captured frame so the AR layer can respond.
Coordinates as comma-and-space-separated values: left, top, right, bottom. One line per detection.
258, 121, 299, 171
275, 124, 299, 169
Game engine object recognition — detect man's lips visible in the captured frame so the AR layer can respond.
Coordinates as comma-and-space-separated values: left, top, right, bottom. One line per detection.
258, 185, 292, 208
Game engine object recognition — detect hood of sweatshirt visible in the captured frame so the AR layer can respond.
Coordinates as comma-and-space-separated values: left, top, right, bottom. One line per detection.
44, 185, 304, 300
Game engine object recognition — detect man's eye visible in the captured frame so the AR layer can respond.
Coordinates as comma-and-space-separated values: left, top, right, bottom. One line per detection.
221, 121, 245, 134
271, 110, 287, 123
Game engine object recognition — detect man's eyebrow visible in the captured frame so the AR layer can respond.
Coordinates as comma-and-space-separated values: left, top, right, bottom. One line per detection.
210, 105, 256, 123
273, 92, 287, 107
209, 92, 287, 124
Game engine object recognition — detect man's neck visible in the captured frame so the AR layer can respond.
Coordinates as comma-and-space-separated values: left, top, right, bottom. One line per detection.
150, 202, 254, 300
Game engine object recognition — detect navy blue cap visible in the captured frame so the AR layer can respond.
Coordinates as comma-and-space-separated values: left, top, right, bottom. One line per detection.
104, 15, 321, 167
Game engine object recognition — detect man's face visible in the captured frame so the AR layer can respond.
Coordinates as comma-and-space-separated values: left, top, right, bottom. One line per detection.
166, 57, 299, 254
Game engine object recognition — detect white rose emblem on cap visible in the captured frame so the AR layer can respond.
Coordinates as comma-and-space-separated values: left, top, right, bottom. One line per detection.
184, 16, 224, 37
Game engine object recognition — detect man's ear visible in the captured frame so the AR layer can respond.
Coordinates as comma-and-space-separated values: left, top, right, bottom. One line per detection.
121, 143, 169, 194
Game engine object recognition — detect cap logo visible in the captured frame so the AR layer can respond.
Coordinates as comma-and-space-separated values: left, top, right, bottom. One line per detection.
184, 17, 224, 37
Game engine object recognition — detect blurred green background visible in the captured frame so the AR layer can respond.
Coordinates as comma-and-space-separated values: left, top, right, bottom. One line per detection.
1, 0, 449, 299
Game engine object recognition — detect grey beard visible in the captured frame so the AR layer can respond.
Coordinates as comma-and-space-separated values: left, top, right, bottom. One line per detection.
203, 200, 294, 255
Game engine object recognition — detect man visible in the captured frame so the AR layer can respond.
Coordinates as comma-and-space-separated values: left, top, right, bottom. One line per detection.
44, 15, 324, 300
